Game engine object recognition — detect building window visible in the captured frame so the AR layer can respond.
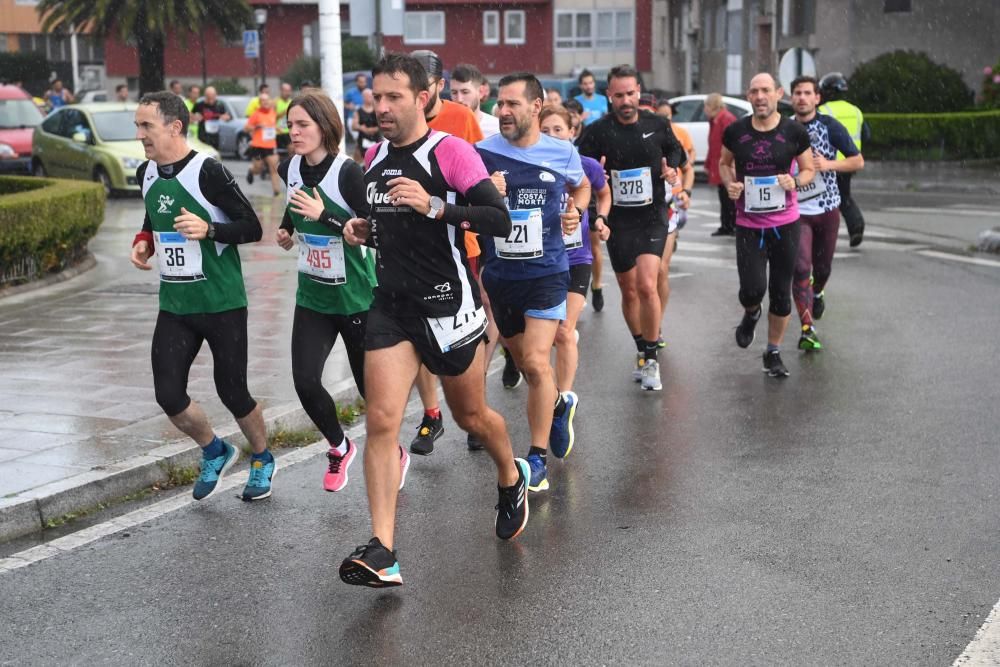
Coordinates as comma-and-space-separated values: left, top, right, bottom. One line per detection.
782, 0, 815, 36
404, 11, 445, 45
505, 10, 526, 45
555, 10, 633, 50
483, 11, 499, 45
883, 0, 911, 12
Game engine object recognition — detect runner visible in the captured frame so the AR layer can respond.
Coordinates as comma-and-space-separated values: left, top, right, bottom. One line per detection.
275, 90, 377, 493
540, 105, 611, 399
338, 54, 529, 587
574, 70, 608, 127
477, 74, 590, 492
129, 91, 272, 502
244, 92, 281, 196
450, 63, 501, 138
191, 86, 230, 151
718, 73, 815, 378
244, 83, 271, 117
789, 75, 864, 351
577, 65, 686, 392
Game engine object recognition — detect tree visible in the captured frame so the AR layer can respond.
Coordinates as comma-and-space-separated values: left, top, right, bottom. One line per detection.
37, 0, 253, 96
849, 50, 973, 113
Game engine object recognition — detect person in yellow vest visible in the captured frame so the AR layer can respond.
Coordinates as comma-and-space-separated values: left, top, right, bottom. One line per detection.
819, 72, 867, 247
183, 85, 200, 139
275, 82, 294, 154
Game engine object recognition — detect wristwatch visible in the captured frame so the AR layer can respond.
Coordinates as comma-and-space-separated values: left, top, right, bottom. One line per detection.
426, 195, 445, 219
206, 222, 217, 240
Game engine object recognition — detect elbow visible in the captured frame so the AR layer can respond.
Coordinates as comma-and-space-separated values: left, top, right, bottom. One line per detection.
856, 155, 865, 171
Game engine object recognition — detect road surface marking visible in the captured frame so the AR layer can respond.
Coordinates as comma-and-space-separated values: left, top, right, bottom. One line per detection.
917, 250, 1000, 268
953, 597, 1000, 665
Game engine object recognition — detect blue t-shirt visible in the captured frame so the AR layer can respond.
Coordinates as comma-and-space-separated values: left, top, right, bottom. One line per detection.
477, 133, 585, 280
344, 86, 364, 110
567, 155, 606, 266
575, 93, 608, 126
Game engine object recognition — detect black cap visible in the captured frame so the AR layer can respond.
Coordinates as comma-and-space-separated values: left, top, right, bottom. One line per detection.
410, 50, 443, 80
819, 72, 848, 94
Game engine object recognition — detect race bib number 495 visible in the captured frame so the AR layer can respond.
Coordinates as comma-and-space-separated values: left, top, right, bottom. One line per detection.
297, 233, 347, 285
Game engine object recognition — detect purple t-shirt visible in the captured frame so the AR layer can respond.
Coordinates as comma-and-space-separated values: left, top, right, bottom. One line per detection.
567, 155, 606, 266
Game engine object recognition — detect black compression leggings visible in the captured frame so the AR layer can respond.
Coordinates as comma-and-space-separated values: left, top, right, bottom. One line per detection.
291, 305, 367, 445
151, 308, 257, 418
736, 222, 801, 317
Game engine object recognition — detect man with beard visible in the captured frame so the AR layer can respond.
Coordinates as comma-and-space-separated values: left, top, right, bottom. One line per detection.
577, 65, 686, 392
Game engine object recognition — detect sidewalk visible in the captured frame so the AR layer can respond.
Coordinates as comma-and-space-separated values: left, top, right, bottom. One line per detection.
0, 191, 359, 542
854, 159, 1000, 195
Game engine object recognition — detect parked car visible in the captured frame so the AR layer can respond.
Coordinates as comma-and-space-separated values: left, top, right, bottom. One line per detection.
213, 95, 253, 160
77, 90, 110, 103
32, 102, 220, 195
0, 84, 45, 174
668, 94, 793, 173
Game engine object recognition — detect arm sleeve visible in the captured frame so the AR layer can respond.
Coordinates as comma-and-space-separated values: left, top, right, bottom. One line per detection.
199, 159, 263, 244
575, 124, 599, 160
827, 117, 860, 157
439, 178, 511, 238
136, 162, 152, 232
339, 159, 371, 219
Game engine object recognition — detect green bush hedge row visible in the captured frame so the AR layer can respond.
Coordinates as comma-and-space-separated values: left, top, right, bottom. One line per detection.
0, 176, 105, 286
865, 111, 1000, 160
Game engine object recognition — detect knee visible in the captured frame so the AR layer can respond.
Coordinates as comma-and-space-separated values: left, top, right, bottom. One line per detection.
768, 292, 793, 317
452, 404, 487, 435
518, 353, 551, 385
636, 276, 658, 300
554, 324, 575, 347
739, 287, 765, 309
154, 385, 189, 418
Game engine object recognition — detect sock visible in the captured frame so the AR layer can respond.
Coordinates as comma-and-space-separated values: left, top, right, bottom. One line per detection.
643, 341, 659, 361
252, 448, 274, 462
528, 446, 547, 463
202, 436, 224, 458
766, 343, 779, 354
553, 393, 567, 418
330, 436, 348, 456
633, 333, 644, 352
748, 306, 762, 321
424, 407, 441, 420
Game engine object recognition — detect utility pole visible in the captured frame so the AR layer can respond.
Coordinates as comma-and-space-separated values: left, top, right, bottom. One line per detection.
318, 0, 345, 151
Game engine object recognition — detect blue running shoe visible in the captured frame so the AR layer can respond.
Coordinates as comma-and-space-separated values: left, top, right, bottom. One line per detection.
242, 452, 276, 501
549, 391, 578, 459
526, 453, 549, 492
193, 441, 239, 501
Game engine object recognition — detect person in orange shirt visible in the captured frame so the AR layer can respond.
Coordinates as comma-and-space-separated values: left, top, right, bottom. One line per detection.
244, 92, 281, 196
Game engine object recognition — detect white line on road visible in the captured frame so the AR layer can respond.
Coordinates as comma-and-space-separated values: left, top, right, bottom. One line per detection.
953, 597, 1000, 665
882, 207, 997, 218
917, 250, 1000, 269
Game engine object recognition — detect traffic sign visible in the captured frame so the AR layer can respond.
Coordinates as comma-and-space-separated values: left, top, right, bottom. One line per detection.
243, 30, 259, 59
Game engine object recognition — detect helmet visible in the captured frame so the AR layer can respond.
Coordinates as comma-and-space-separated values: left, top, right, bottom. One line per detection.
410, 50, 444, 80
819, 72, 849, 98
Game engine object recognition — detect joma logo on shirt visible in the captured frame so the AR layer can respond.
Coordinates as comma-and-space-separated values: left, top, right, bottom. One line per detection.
157, 195, 174, 214
382, 169, 402, 176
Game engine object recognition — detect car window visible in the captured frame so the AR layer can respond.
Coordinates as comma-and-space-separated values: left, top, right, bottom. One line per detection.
63, 109, 93, 141
42, 109, 67, 136
91, 110, 138, 142
724, 103, 749, 118
0, 99, 44, 128
672, 100, 705, 123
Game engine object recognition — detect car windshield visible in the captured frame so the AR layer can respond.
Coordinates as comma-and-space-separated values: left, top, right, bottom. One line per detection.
0, 99, 43, 128
91, 110, 139, 141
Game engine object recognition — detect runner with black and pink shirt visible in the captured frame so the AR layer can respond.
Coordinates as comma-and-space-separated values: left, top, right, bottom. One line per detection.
719, 73, 815, 378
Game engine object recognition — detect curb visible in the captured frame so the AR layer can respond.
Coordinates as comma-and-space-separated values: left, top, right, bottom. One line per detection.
854, 180, 1000, 196
0, 252, 97, 300
978, 228, 1000, 254
0, 400, 318, 543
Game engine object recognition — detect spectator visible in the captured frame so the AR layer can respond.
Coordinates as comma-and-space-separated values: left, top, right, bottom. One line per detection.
704, 93, 737, 236
115, 84, 130, 102
169, 80, 183, 96
343, 72, 367, 118
574, 69, 608, 126
45, 79, 74, 110
352, 88, 380, 162
545, 88, 563, 105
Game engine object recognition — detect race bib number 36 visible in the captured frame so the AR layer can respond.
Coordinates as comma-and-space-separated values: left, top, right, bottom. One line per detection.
154, 231, 205, 282
297, 233, 347, 285
744, 176, 786, 213
495, 208, 543, 259
611, 167, 653, 207
427, 307, 487, 353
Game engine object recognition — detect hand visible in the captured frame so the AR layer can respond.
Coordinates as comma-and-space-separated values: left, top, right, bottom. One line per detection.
560, 196, 580, 236
727, 182, 745, 200
490, 171, 507, 197
276, 229, 294, 250
776, 173, 796, 191
222, 114, 232, 122
595, 218, 611, 241
290, 188, 325, 221
173, 207, 209, 240
599, 155, 609, 181
343, 217, 371, 246
677, 191, 691, 209
660, 157, 678, 186
131, 240, 153, 270
814, 154, 835, 172
386, 176, 432, 216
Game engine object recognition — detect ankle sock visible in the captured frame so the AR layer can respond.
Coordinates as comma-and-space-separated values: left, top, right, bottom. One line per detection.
330, 436, 348, 456
203, 436, 224, 458
643, 341, 659, 361
251, 449, 273, 462
528, 446, 547, 463
633, 333, 644, 352
766, 343, 779, 354
424, 407, 442, 420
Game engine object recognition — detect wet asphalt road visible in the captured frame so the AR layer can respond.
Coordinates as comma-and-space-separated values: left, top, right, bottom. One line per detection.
1, 187, 1000, 666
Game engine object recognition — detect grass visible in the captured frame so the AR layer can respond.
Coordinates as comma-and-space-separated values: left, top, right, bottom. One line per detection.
42, 488, 155, 530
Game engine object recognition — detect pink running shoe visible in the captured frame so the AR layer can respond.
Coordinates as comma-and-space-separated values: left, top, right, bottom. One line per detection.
399, 444, 410, 490
324, 439, 356, 492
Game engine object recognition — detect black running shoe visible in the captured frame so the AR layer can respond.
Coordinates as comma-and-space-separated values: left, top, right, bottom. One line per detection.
849, 224, 864, 248
591, 287, 604, 312
735, 308, 761, 349
495, 458, 530, 540
502, 352, 522, 389
812, 291, 826, 320
339, 537, 402, 587
409, 414, 443, 456
467, 432, 485, 451
762, 350, 790, 378
246, 168, 254, 185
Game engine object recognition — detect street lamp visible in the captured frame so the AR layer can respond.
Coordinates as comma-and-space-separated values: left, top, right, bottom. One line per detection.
254, 8, 268, 90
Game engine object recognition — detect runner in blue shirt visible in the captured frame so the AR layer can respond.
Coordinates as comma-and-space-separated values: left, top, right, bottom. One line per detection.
477, 73, 591, 493
574, 69, 608, 126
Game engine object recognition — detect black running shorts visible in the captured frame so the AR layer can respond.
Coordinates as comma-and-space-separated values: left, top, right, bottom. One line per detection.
365, 306, 483, 377
606, 222, 670, 274
567, 262, 592, 297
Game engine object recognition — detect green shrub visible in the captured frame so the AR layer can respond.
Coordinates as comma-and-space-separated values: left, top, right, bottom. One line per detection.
980, 60, 1000, 109
284, 56, 320, 89
865, 111, 1000, 160
208, 78, 248, 95
342, 37, 375, 72
0, 176, 105, 286
0, 52, 52, 96
850, 50, 973, 113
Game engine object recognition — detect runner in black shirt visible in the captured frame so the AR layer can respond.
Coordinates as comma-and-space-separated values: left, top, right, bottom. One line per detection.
576, 65, 686, 391
190, 86, 230, 149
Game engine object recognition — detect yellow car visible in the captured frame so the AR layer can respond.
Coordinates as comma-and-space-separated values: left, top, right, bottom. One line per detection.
31, 102, 220, 195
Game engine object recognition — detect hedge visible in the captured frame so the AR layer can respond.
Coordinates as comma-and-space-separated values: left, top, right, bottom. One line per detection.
864, 111, 1000, 161
0, 176, 105, 286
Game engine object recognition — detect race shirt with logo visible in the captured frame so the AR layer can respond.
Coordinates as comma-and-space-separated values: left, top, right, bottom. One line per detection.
567, 155, 606, 267
722, 115, 811, 229
795, 113, 859, 216
577, 109, 686, 230
364, 130, 508, 318
279, 153, 375, 316
137, 151, 261, 315
476, 133, 585, 281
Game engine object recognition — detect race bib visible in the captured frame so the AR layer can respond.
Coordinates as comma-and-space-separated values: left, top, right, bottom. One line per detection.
262, 127, 276, 141
562, 221, 583, 249
796, 175, 828, 202
495, 208, 543, 259
611, 167, 653, 207
203, 119, 220, 134
297, 233, 347, 285
744, 176, 786, 213
154, 231, 205, 282
427, 307, 487, 353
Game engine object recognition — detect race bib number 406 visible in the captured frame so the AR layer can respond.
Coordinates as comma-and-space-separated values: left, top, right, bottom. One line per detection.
154, 231, 205, 282
744, 175, 786, 213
